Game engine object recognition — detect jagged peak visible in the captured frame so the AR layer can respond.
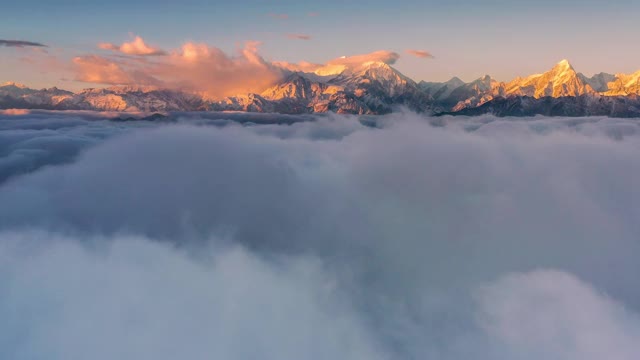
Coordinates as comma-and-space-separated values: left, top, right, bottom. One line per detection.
552, 59, 575, 73
441, 77, 466, 87
471, 75, 494, 84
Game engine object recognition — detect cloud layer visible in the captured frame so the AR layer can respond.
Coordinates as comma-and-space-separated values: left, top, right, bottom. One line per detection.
1, 112, 639, 359
0, 39, 47, 48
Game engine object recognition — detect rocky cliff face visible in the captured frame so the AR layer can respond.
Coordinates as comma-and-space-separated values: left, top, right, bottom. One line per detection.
443, 94, 640, 118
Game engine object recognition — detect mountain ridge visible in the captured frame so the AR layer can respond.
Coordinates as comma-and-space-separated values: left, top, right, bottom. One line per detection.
4, 60, 640, 117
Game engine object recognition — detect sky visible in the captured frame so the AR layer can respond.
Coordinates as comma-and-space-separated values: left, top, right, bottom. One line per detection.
2, 0, 640, 91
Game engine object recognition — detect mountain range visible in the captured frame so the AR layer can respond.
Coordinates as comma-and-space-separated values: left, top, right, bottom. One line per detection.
3, 60, 640, 117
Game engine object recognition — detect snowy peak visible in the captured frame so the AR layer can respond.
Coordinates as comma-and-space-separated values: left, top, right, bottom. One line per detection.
553, 59, 574, 73
261, 74, 317, 101
504, 59, 594, 98
330, 60, 418, 99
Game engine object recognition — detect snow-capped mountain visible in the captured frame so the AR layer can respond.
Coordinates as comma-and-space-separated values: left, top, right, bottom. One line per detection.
602, 70, 640, 96
427, 60, 640, 115
447, 94, 640, 118
0, 82, 74, 108
0, 83, 207, 112
503, 60, 595, 98
419, 77, 465, 101
3, 60, 640, 117
579, 72, 616, 92
212, 61, 430, 114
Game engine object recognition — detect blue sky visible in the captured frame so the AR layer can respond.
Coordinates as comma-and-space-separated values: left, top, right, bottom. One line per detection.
2, 0, 639, 89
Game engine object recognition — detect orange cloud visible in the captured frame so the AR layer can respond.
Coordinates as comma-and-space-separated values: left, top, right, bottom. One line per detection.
72, 55, 160, 85
156, 41, 283, 98
405, 49, 434, 59
75, 39, 283, 99
272, 60, 323, 73
286, 34, 312, 40
0, 109, 31, 115
73, 36, 403, 99
98, 36, 167, 56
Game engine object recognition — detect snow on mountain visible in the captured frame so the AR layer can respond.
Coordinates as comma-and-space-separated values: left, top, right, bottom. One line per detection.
603, 70, 640, 96
419, 77, 465, 101
503, 60, 595, 98
330, 61, 418, 97
213, 61, 430, 114
3, 59, 640, 117
579, 72, 616, 93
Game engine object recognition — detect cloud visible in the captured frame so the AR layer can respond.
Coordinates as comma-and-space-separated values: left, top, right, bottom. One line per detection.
73, 40, 283, 98
0, 113, 640, 359
275, 50, 401, 75
0, 231, 385, 360
286, 34, 312, 40
72, 55, 160, 86
0, 39, 47, 48
477, 270, 640, 360
267, 13, 289, 19
328, 50, 400, 66
157, 41, 284, 98
24, 34, 401, 98
98, 36, 167, 56
308, 12, 320, 17
405, 49, 434, 58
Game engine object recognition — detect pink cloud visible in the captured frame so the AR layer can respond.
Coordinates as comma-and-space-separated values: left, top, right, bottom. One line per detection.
71, 36, 403, 99
327, 50, 400, 66
273, 50, 400, 76
72, 55, 160, 85
307, 12, 320, 17
286, 34, 312, 40
98, 36, 167, 56
272, 60, 323, 73
405, 49, 434, 59
75, 39, 284, 99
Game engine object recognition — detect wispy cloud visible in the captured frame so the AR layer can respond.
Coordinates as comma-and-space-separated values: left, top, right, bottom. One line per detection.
308, 12, 320, 17
0, 39, 47, 48
405, 49, 434, 59
98, 36, 166, 56
286, 34, 312, 40
267, 13, 289, 20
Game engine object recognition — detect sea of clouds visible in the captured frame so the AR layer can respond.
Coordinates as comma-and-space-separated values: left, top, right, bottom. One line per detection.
1, 110, 639, 360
